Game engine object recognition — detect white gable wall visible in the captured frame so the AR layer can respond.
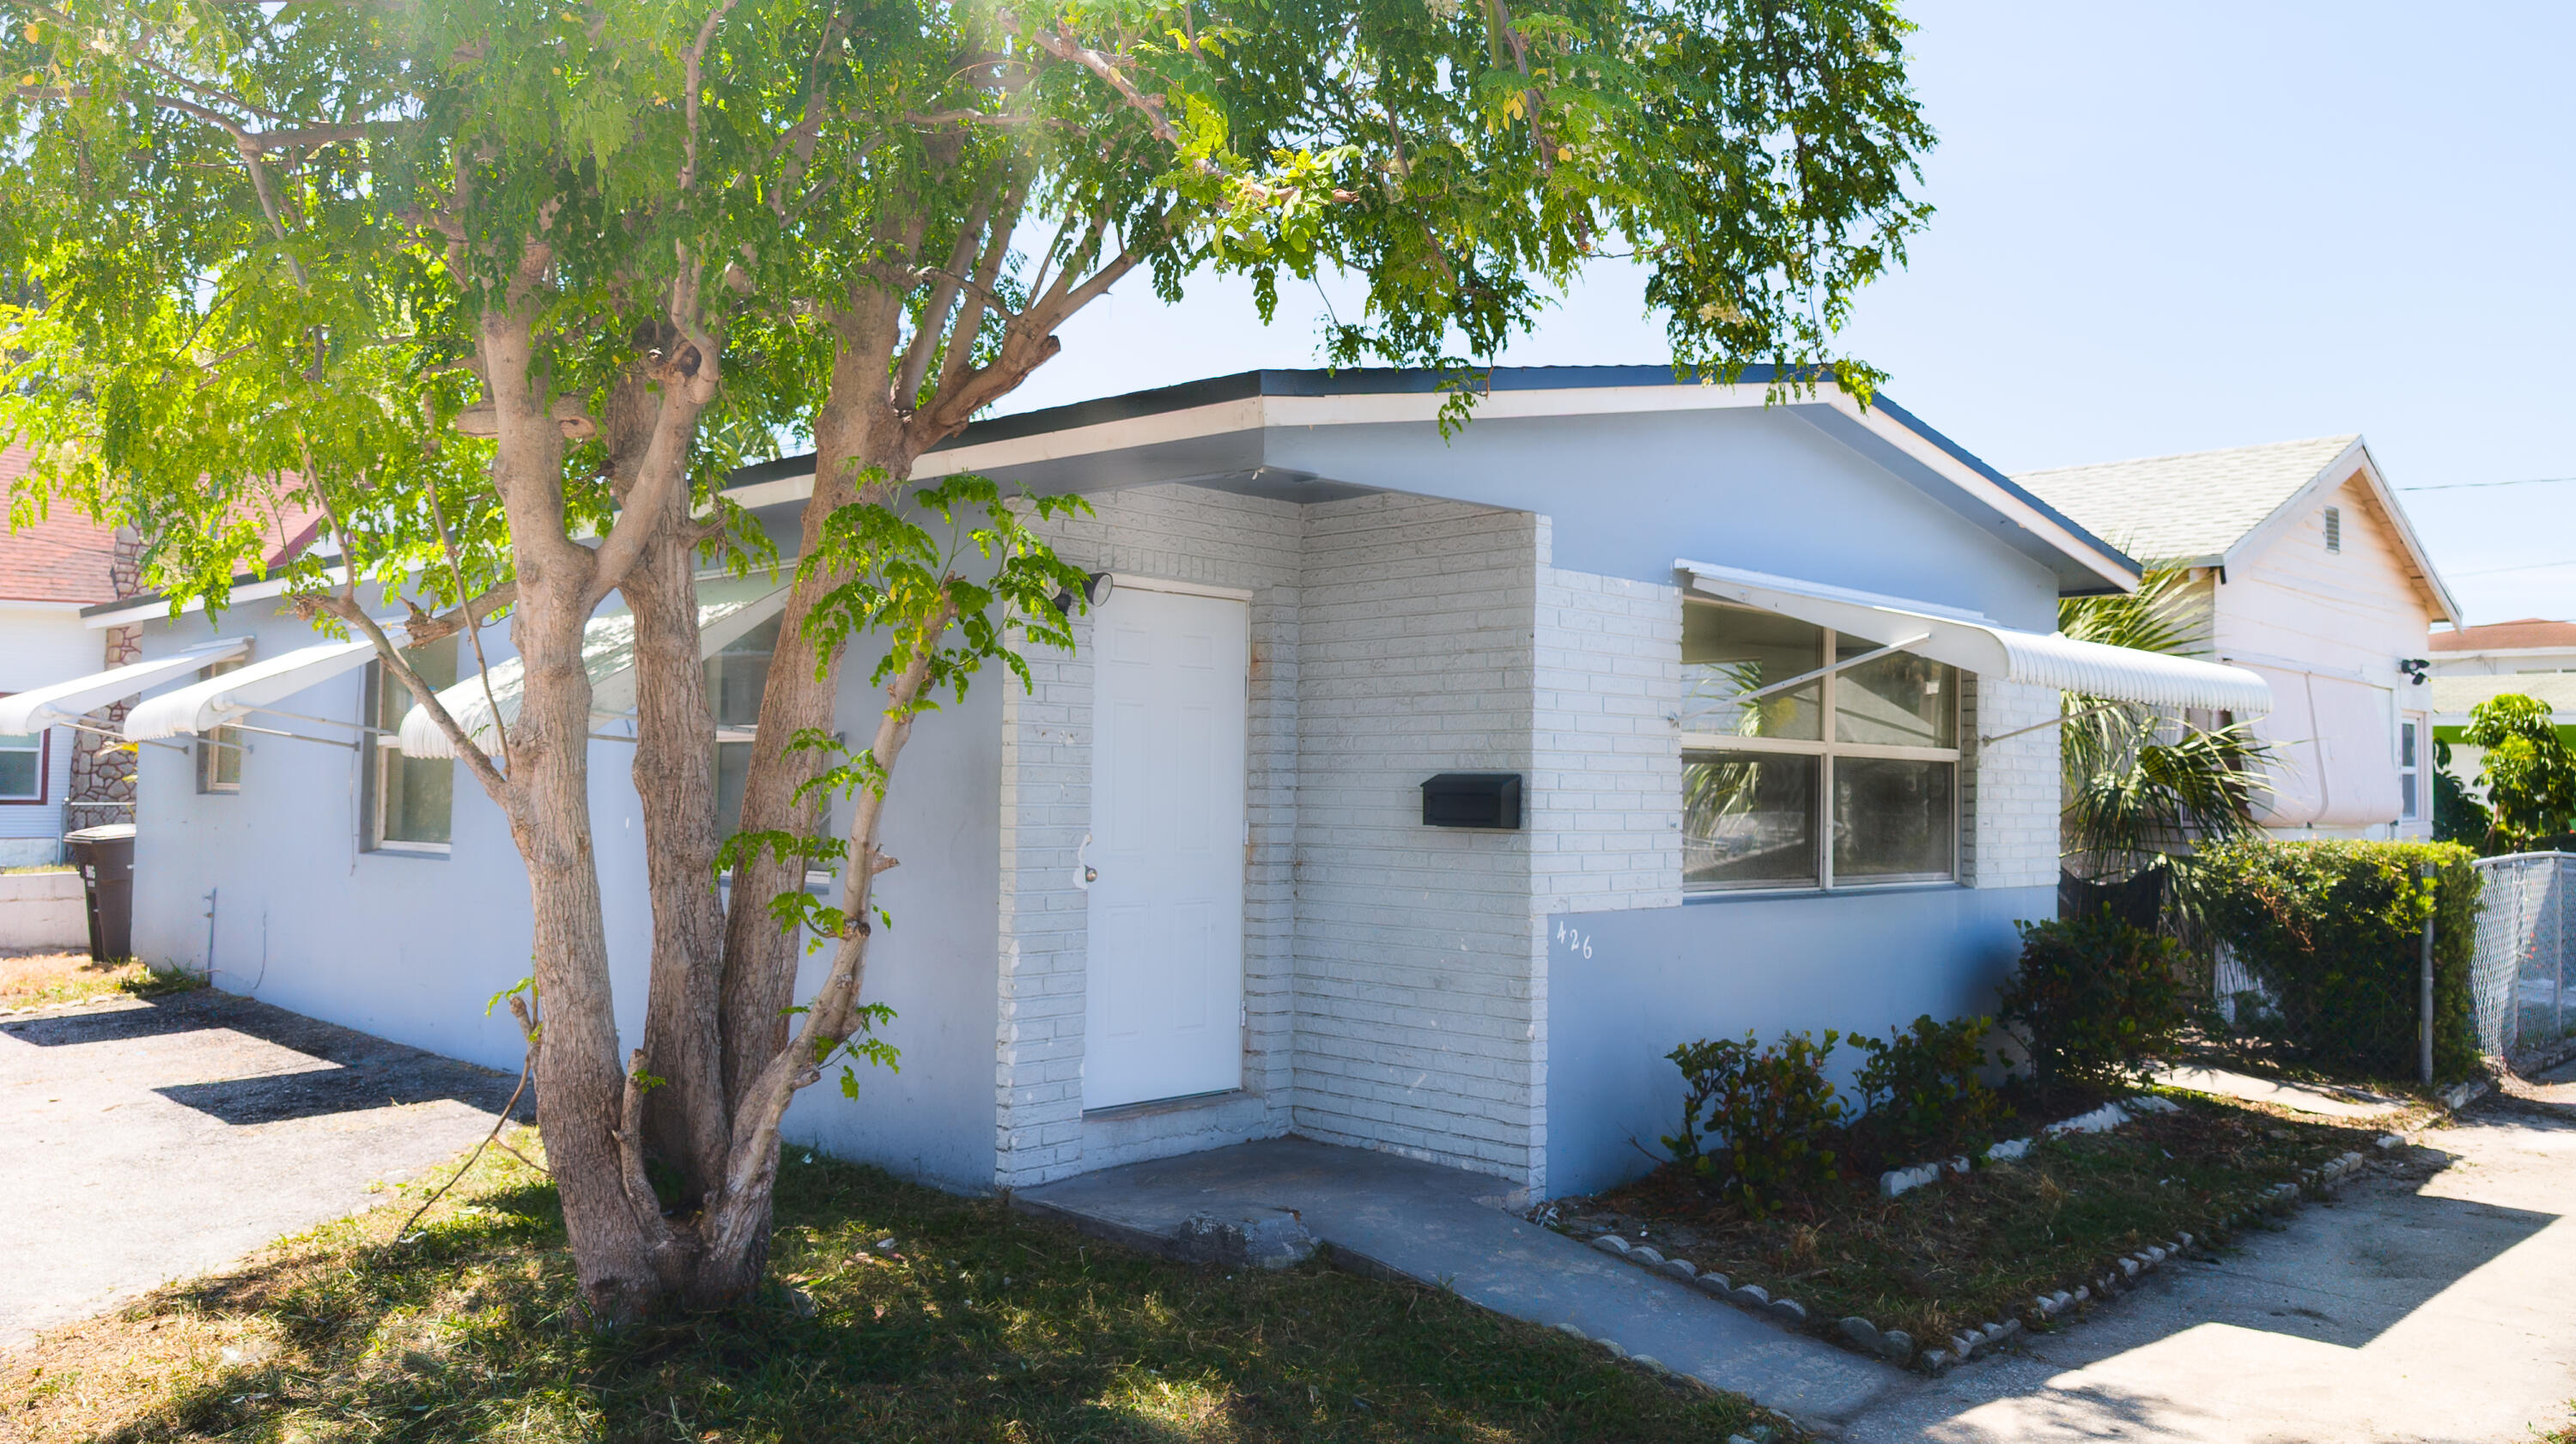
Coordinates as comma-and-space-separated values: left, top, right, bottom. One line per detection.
2215, 473, 2438, 838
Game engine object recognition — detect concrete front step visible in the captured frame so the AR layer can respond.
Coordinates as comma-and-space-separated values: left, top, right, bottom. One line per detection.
1012, 1137, 1904, 1428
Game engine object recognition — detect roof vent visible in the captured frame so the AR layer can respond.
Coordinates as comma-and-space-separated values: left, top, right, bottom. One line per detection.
2324, 505, 2342, 554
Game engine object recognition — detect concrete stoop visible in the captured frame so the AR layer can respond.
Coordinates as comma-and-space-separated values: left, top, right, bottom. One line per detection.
1011, 1137, 1905, 1429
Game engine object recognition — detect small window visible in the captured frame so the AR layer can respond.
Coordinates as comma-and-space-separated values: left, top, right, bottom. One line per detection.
0, 702, 46, 803
2398, 719, 2420, 822
364, 638, 459, 852
2324, 506, 2342, 554
707, 616, 779, 840
196, 659, 246, 793
1681, 604, 1959, 892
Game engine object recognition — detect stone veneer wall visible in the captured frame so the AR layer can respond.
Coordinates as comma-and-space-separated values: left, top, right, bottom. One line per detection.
64, 526, 144, 834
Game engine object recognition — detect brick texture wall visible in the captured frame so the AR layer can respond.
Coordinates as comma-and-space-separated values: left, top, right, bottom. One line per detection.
986, 480, 2062, 1198
1964, 676, 2063, 891
1289, 494, 1546, 1192
993, 484, 1303, 1188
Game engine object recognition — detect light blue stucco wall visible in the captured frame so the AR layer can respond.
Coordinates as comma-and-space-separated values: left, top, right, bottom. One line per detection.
1266, 407, 2065, 631
1543, 883, 2055, 1198
121, 581, 1003, 1192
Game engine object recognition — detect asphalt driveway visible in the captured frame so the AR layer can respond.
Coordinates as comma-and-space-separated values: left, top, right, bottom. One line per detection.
1843, 1073, 2576, 1444
0, 989, 524, 1349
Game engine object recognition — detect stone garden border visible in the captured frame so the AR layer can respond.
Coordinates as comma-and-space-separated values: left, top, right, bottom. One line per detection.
1579, 1136, 2380, 1374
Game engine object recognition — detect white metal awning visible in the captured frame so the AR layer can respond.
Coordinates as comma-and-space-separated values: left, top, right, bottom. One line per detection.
125, 639, 380, 740
1677, 560, 2274, 716
398, 575, 791, 758
0, 637, 252, 733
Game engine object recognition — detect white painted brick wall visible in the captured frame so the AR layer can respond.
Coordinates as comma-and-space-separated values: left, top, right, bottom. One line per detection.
1533, 555, 1686, 916
989, 478, 2059, 1194
1291, 494, 1546, 1193
1965, 676, 2063, 892
993, 484, 1303, 1188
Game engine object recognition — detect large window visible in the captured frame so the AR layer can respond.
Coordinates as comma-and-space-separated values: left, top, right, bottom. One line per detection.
1681, 603, 1959, 892
364, 638, 459, 852
195, 658, 245, 794
0, 701, 44, 803
707, 616, 778, 840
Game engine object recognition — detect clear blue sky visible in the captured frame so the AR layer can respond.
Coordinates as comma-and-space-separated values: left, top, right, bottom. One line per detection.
997, 0, 2576, 628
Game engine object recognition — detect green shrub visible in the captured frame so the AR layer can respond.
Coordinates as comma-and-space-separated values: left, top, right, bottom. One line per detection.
1662, 1031, 1847, 1214
1999, 911, 2186, 1098
2199, 839, 2482, 1081
1850, 1014, 2007, 1163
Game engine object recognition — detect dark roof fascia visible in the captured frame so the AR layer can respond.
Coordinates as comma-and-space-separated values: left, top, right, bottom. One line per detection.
726, 366, 2143, 590
727, 365, 1812, 485
1862, 392, 2142, 587
78, 553, 347, 622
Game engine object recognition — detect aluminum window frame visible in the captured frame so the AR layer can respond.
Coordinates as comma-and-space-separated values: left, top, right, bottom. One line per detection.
1681, 601, 1962, 895
0, 700, 49, 804
361, 641, 458, 857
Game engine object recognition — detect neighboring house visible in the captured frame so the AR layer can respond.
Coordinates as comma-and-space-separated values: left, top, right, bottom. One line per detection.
21, 367, 2261, 1201
2426, 617, 2576, 799
0, 441, 137, 866
2016, 435, 2460, 840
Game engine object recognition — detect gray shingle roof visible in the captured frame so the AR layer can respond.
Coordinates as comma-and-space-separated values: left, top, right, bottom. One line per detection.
2013, 435, 2360, 565
2431, 671, 2576, 720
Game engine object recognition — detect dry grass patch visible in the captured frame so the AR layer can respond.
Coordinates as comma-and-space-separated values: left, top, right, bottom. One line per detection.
1554, 1091, 2420, 1349
0, 950, 197, 1010
3, 1132, 1792, 1444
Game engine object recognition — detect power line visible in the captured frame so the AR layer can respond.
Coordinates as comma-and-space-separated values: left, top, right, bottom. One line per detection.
2451, 558, 2576, 578
2400, 476, 2576, 492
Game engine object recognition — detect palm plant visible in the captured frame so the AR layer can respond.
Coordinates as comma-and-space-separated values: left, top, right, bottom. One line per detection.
2057, 561, 2273, 913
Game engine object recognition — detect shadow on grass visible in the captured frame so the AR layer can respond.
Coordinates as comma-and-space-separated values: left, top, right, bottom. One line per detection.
10, 1144, 1777, 1444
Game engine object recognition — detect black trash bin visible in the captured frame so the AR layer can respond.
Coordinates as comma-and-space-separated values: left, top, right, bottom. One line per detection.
65, 822, 136, 962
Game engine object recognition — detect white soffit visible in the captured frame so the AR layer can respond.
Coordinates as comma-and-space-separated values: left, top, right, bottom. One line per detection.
398, 574, 791, 759
1677, 560, 2274, 716
126, 639, 379, 740
0, 637, 251, 732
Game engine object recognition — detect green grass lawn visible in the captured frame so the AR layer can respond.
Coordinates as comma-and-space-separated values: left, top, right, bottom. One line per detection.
4, 1133, 1790, 1444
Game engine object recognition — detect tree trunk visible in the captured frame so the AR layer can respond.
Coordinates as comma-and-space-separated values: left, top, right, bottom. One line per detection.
478, 308, 677, 1324
715, 321, 909, 1117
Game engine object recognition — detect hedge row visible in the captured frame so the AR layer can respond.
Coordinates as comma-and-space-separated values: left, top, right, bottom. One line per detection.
2197, 839, 2482, 1082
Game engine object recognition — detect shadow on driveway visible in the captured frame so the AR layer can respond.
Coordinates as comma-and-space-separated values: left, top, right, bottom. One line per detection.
2, 989, 532, 1349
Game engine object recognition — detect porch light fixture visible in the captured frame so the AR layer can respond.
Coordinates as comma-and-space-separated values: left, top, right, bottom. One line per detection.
1053, 571, 1115, 615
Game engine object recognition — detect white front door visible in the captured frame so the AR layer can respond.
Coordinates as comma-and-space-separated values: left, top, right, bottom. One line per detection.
1083, 585, 1249, 1110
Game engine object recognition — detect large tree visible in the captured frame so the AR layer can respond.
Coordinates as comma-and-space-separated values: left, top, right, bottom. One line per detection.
2, 0, 1934, 1320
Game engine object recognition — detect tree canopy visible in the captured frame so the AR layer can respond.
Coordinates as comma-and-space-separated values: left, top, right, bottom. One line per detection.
0, 0, 1938, 1317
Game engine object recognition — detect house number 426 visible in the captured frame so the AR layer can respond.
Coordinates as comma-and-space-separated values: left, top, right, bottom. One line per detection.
1553, 920, 1593, 958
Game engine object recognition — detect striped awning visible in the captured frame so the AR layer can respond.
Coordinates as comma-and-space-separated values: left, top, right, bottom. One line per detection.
125, 639, 379, 740
1677, 560, 2273, 716
398, 574, 790, 758
0, 637, 252, 733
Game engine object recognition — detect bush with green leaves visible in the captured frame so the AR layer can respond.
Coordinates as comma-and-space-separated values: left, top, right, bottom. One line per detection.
1999, 912, 2187, 1099
2461, 695, 2576, 854
1849, 1014, 2007, 1164
2199, 840, 2482, 1081
1662, 1031, 1848, 1214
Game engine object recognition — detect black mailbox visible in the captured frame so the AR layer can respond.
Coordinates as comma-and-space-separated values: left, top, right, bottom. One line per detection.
1421, 773, 1522, 829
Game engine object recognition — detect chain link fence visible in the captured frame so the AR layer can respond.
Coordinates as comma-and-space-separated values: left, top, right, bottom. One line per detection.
2470, 852, 2576, 1068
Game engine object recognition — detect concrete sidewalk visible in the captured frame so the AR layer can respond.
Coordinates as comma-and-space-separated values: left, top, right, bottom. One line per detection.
0, 990, 525, 1349
1838, 1085, 2576, 1444
1014, 1137, 1905, 1428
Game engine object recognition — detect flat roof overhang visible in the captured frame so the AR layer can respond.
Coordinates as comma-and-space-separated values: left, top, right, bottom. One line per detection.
725, 367, 2142, 598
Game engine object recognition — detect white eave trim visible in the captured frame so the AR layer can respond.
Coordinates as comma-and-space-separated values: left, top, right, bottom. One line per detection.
1678, 559, 2275, 716
0, 637, 252, 732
